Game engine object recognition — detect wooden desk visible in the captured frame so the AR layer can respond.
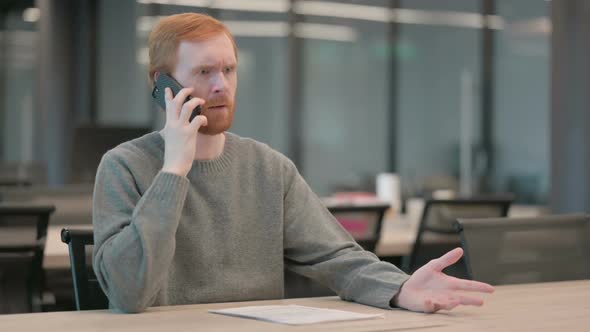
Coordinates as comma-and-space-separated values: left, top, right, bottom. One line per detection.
0, 280, 588, 331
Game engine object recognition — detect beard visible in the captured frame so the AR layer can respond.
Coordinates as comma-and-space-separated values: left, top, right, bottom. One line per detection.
198, 95, 235, 135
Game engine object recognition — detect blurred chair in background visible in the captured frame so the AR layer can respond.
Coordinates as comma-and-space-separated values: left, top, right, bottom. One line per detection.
456, 213, 590, 285
0, 203, 55, 314
402, 197, 513, 278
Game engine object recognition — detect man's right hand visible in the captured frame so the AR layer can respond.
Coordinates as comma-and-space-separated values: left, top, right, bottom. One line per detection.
160, 87, 207, 177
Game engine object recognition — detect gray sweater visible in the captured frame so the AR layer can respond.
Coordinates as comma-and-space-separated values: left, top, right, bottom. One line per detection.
92, 131, 409, 313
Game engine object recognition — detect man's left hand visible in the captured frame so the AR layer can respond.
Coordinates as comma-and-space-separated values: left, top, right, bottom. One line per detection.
393, 248, 495, 313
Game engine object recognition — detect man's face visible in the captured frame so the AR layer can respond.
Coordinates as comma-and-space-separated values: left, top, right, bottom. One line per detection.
172, 33, 237, 135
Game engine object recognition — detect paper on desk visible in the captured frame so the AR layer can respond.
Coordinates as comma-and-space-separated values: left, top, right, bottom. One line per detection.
209, 304, 384, 325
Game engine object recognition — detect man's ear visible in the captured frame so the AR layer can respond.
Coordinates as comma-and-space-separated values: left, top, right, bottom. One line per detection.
153, 71, 160, 83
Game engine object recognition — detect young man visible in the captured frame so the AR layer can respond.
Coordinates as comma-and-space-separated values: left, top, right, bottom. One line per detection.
92, 13, 493, 314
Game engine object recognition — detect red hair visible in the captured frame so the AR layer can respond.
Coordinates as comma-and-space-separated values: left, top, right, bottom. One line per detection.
148, 13, 237, 86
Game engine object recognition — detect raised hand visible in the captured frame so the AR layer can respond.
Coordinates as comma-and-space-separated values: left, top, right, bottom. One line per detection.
160, 87, 207, 177
393, 248, 495, 313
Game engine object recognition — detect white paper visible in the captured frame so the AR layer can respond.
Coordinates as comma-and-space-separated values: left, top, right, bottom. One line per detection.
209, 304, 384, 325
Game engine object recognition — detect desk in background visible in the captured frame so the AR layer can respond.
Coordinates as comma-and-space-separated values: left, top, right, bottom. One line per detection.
0, 280, 588, 331
43, 203, 549, 269
43, 218, 416, 270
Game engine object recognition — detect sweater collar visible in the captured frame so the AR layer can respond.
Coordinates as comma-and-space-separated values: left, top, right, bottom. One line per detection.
152, 131, 238, 175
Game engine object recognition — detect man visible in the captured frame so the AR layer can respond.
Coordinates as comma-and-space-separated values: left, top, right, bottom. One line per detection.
92, 13, 493, 314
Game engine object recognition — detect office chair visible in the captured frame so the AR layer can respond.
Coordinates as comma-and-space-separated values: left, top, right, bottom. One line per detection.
61, 228, 109, 310
402, 197, 512, 278
456, 213, 590, 285
0, 203, 55, 313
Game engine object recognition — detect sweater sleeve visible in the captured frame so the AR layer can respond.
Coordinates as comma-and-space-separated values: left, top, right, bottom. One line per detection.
92, 150, 189, 313
282, 160, 410, 309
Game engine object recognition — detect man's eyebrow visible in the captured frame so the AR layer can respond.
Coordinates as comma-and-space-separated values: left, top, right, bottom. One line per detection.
190, 62, 236, 73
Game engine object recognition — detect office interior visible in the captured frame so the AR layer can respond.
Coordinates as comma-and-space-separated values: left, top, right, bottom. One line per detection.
0, 0, 589, 318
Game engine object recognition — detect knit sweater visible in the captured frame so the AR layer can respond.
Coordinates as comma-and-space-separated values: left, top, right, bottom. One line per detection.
92, 131, 409, 313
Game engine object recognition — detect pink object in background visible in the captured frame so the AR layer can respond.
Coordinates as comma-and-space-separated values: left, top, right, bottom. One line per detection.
337, 217, 372, 239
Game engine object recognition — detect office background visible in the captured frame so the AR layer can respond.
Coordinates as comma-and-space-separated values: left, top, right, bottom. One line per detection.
1, 0, 590, 316
0, 0, 587, 210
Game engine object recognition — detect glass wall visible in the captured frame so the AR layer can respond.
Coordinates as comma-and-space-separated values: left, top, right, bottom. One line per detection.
0, 0, 552, 204
97, 0, 152, 127
215, 6, 290, 154
0, 1, 39, 184
100, 0, 293, 153
493, 0, 550, 203
396, 0, 482, 197
0, 2, 38, 164
300, 0, 392, 195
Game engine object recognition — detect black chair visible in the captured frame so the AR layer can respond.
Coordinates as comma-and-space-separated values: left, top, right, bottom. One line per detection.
456, 213, 590, 285
0, 203, 55, 313
402, 197, 513, 278
60, 228, 108, 310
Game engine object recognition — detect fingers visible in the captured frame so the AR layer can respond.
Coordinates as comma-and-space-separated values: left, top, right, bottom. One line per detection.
449, 277, 495, 293
166, 87, 194, 123
457, 295, 484, 306
173, 87, 194, 107
424, 293, 484, 313
424, 297, 460, 313
424, 299, 438, 313
428, 247, 463, 272
164, 88, 174, 123
189, 115, 208, 131
179, 97, 205, 123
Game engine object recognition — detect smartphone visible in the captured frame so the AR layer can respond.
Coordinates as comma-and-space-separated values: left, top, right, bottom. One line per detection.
151, 73, 201, 122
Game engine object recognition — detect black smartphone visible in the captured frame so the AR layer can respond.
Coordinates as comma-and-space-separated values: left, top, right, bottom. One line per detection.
152, 73, 201, 122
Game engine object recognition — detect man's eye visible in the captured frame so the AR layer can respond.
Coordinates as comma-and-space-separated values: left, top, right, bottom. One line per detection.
200, 69, 209, 75
224, 67, 234, 73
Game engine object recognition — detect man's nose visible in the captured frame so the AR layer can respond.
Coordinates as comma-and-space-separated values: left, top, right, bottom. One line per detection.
211, 73, 226, 94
